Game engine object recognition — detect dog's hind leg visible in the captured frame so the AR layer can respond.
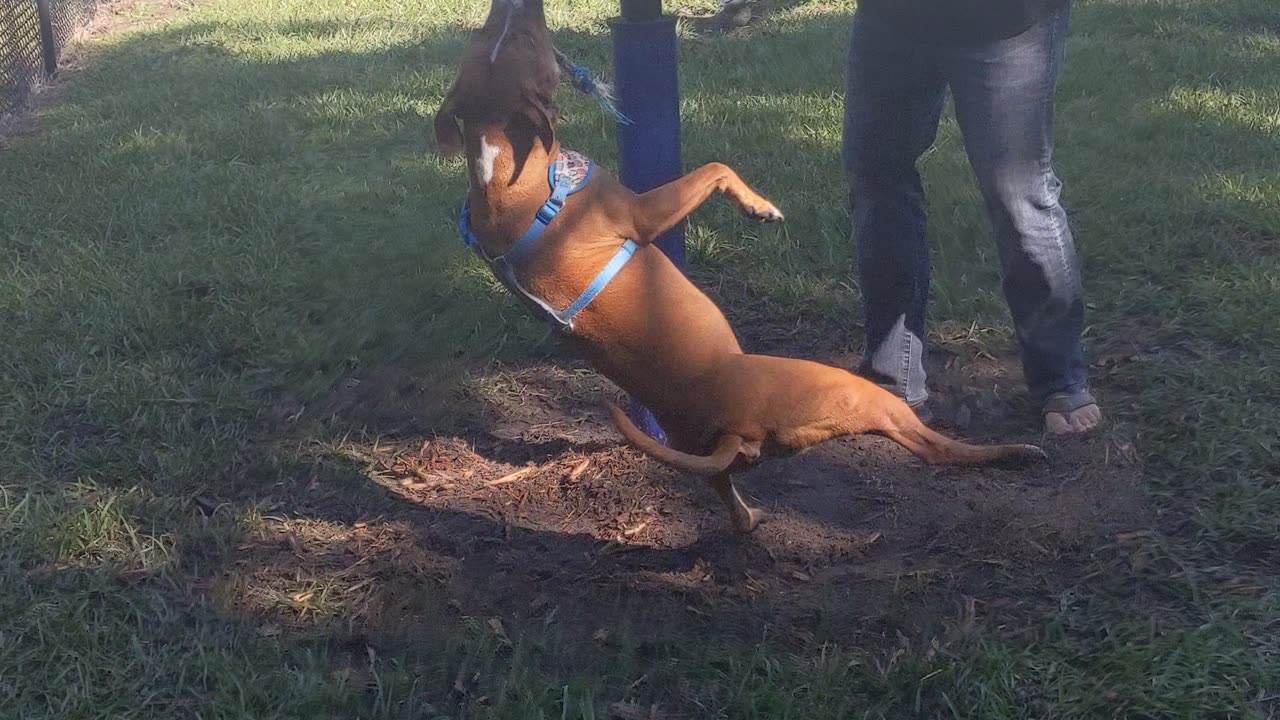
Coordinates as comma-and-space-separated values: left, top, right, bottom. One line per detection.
708, 472, 766, 533
763, 367, 1047, 467
607, 402, 764, 531
845, 385, 1047, 466
629, 163, 783, 245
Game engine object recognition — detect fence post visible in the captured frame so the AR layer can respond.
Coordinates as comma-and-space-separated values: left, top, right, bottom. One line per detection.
35, 0, 59, 77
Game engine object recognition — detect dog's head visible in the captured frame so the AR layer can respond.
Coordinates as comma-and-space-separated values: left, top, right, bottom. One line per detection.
433, 0, 560, 159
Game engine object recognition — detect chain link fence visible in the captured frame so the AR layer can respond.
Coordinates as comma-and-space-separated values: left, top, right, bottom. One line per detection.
2, 0, 102, 118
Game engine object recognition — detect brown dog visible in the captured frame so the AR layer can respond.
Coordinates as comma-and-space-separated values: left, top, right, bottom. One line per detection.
435, 0, 1045, 533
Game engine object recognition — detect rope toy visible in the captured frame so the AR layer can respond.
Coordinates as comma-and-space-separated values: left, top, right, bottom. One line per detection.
554, 49, 632, 125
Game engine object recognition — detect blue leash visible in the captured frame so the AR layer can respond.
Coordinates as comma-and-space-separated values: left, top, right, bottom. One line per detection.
554, 49, 631, 125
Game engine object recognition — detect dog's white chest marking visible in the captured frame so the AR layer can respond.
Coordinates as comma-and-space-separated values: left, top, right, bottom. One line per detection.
474, 136, 501, 187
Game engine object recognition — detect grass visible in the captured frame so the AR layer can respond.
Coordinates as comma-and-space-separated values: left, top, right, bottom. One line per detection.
1, 0, 1278, 717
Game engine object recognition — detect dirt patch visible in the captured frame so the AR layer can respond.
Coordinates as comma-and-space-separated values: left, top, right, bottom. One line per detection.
228, 354, 1149, 654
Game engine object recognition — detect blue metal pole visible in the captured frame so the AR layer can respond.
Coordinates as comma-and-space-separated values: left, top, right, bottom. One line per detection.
611, 0, 683, 444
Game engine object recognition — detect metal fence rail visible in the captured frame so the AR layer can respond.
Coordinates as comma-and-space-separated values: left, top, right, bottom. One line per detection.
1, 0, 102, 118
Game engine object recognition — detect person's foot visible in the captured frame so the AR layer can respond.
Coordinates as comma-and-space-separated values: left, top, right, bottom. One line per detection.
687, 0, 753, 33
1042, 390, 1102, 435
908, 393, 978, 430
909, 399, 934, 425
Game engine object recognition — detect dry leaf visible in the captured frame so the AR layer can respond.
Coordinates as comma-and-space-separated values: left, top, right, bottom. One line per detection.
485, 467, 535, 487
568, 459, 591, 480
452, 669, 469, 696
488, 618, 511, 645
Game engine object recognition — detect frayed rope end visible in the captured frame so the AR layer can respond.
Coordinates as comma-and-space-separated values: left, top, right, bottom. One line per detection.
554, 49, 633, 125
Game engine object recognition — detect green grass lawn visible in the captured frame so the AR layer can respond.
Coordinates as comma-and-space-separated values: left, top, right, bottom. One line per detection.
2, 0, 1278, 717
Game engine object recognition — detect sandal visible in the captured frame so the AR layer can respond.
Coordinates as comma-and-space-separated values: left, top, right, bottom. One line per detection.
1042, 389, 1102, 435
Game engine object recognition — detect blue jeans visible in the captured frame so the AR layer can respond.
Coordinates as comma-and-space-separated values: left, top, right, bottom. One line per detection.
842, 3, 1086, 406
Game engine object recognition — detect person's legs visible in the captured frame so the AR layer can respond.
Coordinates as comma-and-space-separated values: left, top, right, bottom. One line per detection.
843, 10, 948, 407
942, 3, 1100, 433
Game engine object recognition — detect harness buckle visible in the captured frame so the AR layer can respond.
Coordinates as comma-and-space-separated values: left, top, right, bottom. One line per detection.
457, 150, 622, 335
535, 196, 564, 225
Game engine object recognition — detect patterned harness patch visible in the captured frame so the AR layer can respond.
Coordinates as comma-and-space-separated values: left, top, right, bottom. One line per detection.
551, 149, 592, 192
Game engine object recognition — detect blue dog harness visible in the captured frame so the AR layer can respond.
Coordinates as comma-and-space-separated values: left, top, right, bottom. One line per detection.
459, 149, 638, 332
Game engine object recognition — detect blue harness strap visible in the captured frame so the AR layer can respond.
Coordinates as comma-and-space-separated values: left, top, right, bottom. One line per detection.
562, 239, 637, 320
458, 150, 632, 332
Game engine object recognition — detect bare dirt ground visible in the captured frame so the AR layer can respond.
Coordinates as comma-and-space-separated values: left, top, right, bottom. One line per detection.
228, 330, 1150, 656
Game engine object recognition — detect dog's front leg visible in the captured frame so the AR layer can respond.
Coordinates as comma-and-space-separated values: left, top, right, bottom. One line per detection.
630, 163, 783, 245
708, 472, 766, 533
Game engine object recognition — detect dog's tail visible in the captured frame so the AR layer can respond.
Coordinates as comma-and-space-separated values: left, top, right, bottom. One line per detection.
605, 401, 741, 476
877, 399, 1047, 466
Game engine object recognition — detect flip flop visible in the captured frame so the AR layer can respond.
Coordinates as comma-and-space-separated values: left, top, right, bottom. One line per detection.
1042, 389, 1102, 435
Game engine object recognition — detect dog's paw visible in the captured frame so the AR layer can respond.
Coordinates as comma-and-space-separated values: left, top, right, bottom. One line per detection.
1011, 444, 1049, 464
747, 203, 784, 224
733, 506, 768, 534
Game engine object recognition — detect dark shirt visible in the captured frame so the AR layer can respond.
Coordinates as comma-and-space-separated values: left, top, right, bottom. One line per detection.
857, 0, 1070, 45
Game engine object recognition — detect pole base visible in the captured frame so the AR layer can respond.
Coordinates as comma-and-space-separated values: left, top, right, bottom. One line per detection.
625, 398, 668, 446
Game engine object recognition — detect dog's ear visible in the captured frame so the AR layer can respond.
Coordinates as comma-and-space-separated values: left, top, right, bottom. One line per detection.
433, 81, 464, 157
516, 91, 556, 154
